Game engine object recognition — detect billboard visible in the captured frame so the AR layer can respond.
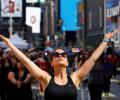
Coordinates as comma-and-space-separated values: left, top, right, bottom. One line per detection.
1, 0, 22, 17
26, 0, 38, 3
60, 0, 79, 31
26, 0, 45, 3
106, 0, 120, 47
106, 0, 120, 32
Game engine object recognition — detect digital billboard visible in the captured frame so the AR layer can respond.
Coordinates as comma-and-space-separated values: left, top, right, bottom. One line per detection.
106, 0, 119, 32
60, 0, 79, 31
1, 0, 22, 17
106, 0, 120, 47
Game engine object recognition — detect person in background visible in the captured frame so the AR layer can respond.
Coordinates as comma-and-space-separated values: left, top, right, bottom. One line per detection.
0, 52, 11, 100
72, 54, 80, 71
0, 46, 3, 100
108, 52, 118, 79
34, 51, 50, 95
88, 54, 104, 100
0, 29, 119, 100
103, 56, 113, 96
10, 55, 18, 68
7, 59, 32, 100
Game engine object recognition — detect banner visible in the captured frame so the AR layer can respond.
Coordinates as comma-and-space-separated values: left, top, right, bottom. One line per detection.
26, 0, 45, 3
25, 7, 41, 33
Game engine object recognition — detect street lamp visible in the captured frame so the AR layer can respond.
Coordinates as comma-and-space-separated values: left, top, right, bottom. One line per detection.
9, 0, 15, 38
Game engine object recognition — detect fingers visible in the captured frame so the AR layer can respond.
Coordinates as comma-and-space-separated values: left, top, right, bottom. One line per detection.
109, 28, 120, 38
112, 29, 119, 35
104, 28, 119, 39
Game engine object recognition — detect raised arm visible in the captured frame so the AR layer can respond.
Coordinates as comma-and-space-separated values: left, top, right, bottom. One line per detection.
0, 35, 50, 82
71, 29, 119, 86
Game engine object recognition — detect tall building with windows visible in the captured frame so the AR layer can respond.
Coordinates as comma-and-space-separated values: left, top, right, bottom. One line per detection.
77, 0, 86, 48
84, 0, 104, 49
83, 0, 120, 49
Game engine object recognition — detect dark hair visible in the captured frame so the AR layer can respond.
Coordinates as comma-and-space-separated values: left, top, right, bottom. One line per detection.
50, 47, 67, 61
53, 47, 66, 53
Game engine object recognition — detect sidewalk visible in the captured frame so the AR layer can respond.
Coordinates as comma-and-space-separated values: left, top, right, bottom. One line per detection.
102, 78, 120, 100
76, 76, 120, 100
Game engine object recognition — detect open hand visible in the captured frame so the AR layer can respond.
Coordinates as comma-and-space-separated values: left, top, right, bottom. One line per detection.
104, 29, 120, 39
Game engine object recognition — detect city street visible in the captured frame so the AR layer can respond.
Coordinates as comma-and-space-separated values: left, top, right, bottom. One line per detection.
76, 77, 120, 100
103, 78, 120, 100
0, 0, 120, 100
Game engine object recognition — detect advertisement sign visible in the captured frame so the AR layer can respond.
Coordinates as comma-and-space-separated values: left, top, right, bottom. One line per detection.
25, 7, 41, 33
26, 0, 38, 3
1, 0, 22, 17
106, 0, 119, 32
26, 0, 45, 3
106, 0, 120, 47
60, 0, 79, 31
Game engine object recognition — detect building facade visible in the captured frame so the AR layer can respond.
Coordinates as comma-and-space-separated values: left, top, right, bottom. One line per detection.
84, 0, 104, 49
81, 0, 120, 49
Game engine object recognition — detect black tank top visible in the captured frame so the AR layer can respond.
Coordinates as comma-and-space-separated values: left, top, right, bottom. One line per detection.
44, 75, 78, 100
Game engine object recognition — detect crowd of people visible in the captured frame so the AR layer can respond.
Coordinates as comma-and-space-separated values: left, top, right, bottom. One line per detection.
69, 46, 119, 100
0, 29, 120, 100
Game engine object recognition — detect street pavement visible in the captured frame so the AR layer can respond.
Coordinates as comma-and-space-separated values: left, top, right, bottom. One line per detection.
102, 78, 120, 100
76, 76, 120, 100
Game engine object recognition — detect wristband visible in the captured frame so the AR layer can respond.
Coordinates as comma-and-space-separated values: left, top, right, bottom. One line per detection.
103, 38, 110, 42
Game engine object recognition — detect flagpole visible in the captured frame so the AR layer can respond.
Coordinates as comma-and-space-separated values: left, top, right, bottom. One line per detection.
50, 0, 55, 35
9, 0, 15, 38
9, 12, 13, 38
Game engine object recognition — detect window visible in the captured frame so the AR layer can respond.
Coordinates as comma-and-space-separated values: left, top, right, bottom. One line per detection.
88, 11, 92, 29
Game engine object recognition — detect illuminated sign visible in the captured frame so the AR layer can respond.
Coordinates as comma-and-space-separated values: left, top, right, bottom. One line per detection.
106, 0, 119, 32
106, 0, 120, 47
60, 0, 79, 31
1, 0, 22, 17
26, 0, 45, 3
107, 1, 120, 17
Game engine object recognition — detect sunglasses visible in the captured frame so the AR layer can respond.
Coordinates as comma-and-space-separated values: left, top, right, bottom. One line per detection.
53, 52, 67, 57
